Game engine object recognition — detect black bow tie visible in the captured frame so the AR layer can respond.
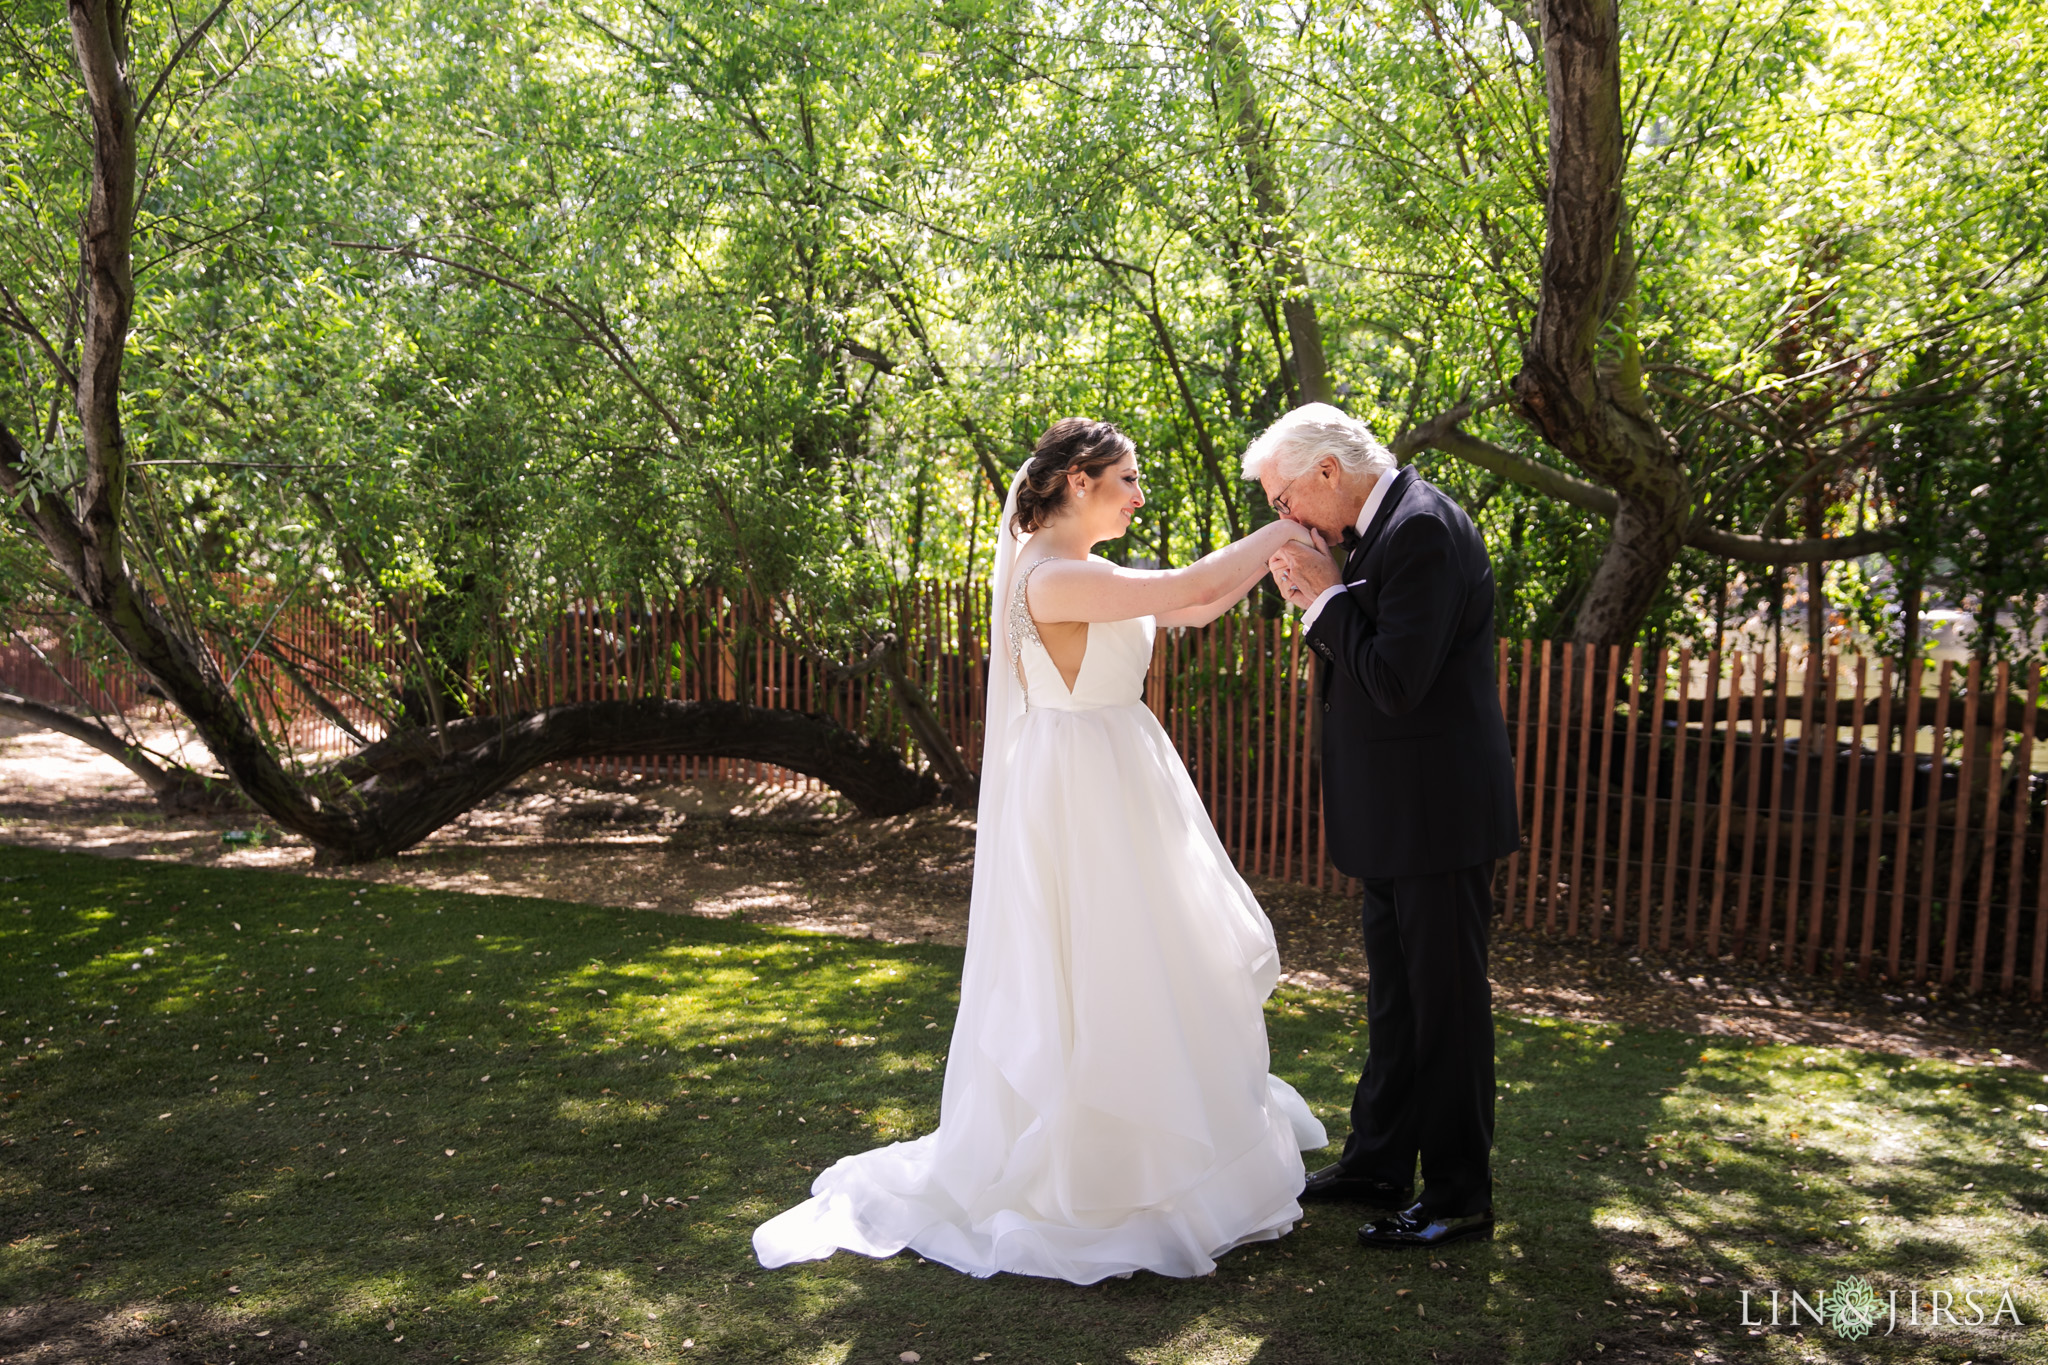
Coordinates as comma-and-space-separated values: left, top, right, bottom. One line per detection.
1340, 526, 1361, 550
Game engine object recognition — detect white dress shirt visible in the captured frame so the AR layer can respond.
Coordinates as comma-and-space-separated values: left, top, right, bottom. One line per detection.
1300, 471, 1396, 630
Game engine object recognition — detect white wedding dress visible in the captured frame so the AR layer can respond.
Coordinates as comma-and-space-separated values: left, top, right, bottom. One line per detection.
751, 473, 1325, 1284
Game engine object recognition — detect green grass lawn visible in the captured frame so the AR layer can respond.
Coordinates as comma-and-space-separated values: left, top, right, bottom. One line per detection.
1, 842, 2044, 1364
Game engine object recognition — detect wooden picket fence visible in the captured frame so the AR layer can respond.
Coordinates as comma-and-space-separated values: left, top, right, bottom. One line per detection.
5, 588, 2046, 998
1495, 642, 2047, 998
1150, 624, 2048, 1001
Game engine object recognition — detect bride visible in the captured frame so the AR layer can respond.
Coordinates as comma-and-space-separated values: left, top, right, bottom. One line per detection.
752, 417, 1328, 1283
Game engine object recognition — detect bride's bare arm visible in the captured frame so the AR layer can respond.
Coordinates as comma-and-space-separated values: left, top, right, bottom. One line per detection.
1152, 558, 1274, 629
1027, 520, 1311, 625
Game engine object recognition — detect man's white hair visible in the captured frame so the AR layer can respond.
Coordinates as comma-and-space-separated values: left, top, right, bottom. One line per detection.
1240, 402, 1396, 485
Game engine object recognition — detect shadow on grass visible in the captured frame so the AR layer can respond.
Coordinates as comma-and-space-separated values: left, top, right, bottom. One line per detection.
1, 845, 2044, 1364
1473, 1003, 2048, 1363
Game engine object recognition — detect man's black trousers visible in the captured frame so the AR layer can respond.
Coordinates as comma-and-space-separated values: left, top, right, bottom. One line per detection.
1337, 859, 1495, 1218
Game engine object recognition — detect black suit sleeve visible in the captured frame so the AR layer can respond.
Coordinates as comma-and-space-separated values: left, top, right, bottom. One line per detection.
1309, 512, 1465, 718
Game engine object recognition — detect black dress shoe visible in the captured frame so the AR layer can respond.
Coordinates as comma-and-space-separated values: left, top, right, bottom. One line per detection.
1355, 1202, 1495, 1249
1298, 1164, 1413, 1208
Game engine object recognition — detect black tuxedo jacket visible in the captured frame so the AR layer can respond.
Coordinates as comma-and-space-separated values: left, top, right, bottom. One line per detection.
1304, 466, 1519, 880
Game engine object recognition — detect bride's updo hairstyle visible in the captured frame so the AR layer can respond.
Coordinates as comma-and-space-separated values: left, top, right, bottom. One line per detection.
1012, 418, 1136, 534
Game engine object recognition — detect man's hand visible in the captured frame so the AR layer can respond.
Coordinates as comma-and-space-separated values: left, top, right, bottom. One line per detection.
1269, 529, 1340, 610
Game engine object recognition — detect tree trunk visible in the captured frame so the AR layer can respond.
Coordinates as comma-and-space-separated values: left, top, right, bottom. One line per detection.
1408, 0, 1916, 643
1807, 558, 1827, 658
1805, 485, 1827, 658
0, 5, 358, 845
1973, 593, 2002, 665
1899, 561, 1923, 666
1513, 0, 1691, 647
2, 431, 361, 844
1568, 483, 1688, 644
1208, 12, 1333, 407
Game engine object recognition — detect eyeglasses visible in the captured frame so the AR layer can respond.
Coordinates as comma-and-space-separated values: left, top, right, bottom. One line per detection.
1267, 468, 1316, 518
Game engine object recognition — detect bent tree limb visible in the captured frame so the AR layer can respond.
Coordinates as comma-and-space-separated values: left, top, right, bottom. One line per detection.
0, 692, 231, 810
317, 699, 941, 864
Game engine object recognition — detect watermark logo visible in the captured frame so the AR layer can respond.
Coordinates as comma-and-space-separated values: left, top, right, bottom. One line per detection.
1741, 1281, 2026, 1337
1824, 1277, 1881, 1341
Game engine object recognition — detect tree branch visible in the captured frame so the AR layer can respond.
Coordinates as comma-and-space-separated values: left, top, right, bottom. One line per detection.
826, 633, 975, 802
828, 637, 892, 683
256, 636, 372, 746
1404, 408, 1903, 564
877, 641, 978, 803
958, 417, 1014, 506
1684, 522, 1899, 565
135, 0, 234, 126
1400, 412, 1620, 516
0, 690, 226, 807
1096, 255, 1242, 539
335, 237, 777, 610
0, 283, 80, 391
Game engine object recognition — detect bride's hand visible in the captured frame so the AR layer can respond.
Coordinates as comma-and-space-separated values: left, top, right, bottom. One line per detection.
1268, 526, 1338, 608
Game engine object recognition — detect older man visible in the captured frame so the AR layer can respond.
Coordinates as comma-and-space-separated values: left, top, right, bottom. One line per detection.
1246, 402, 1518, 1250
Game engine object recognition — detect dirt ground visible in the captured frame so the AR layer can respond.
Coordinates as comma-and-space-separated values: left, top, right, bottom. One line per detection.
0, 1300, 291, 1365
3, 717, 2043, 1070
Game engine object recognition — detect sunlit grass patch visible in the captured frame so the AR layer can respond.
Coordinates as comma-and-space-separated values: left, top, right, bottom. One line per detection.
1, 844, 2044, 1363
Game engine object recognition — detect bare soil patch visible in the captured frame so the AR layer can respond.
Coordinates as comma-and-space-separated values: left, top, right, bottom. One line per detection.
3, 717, 2041, 1069
0, 1300, 320, 1364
